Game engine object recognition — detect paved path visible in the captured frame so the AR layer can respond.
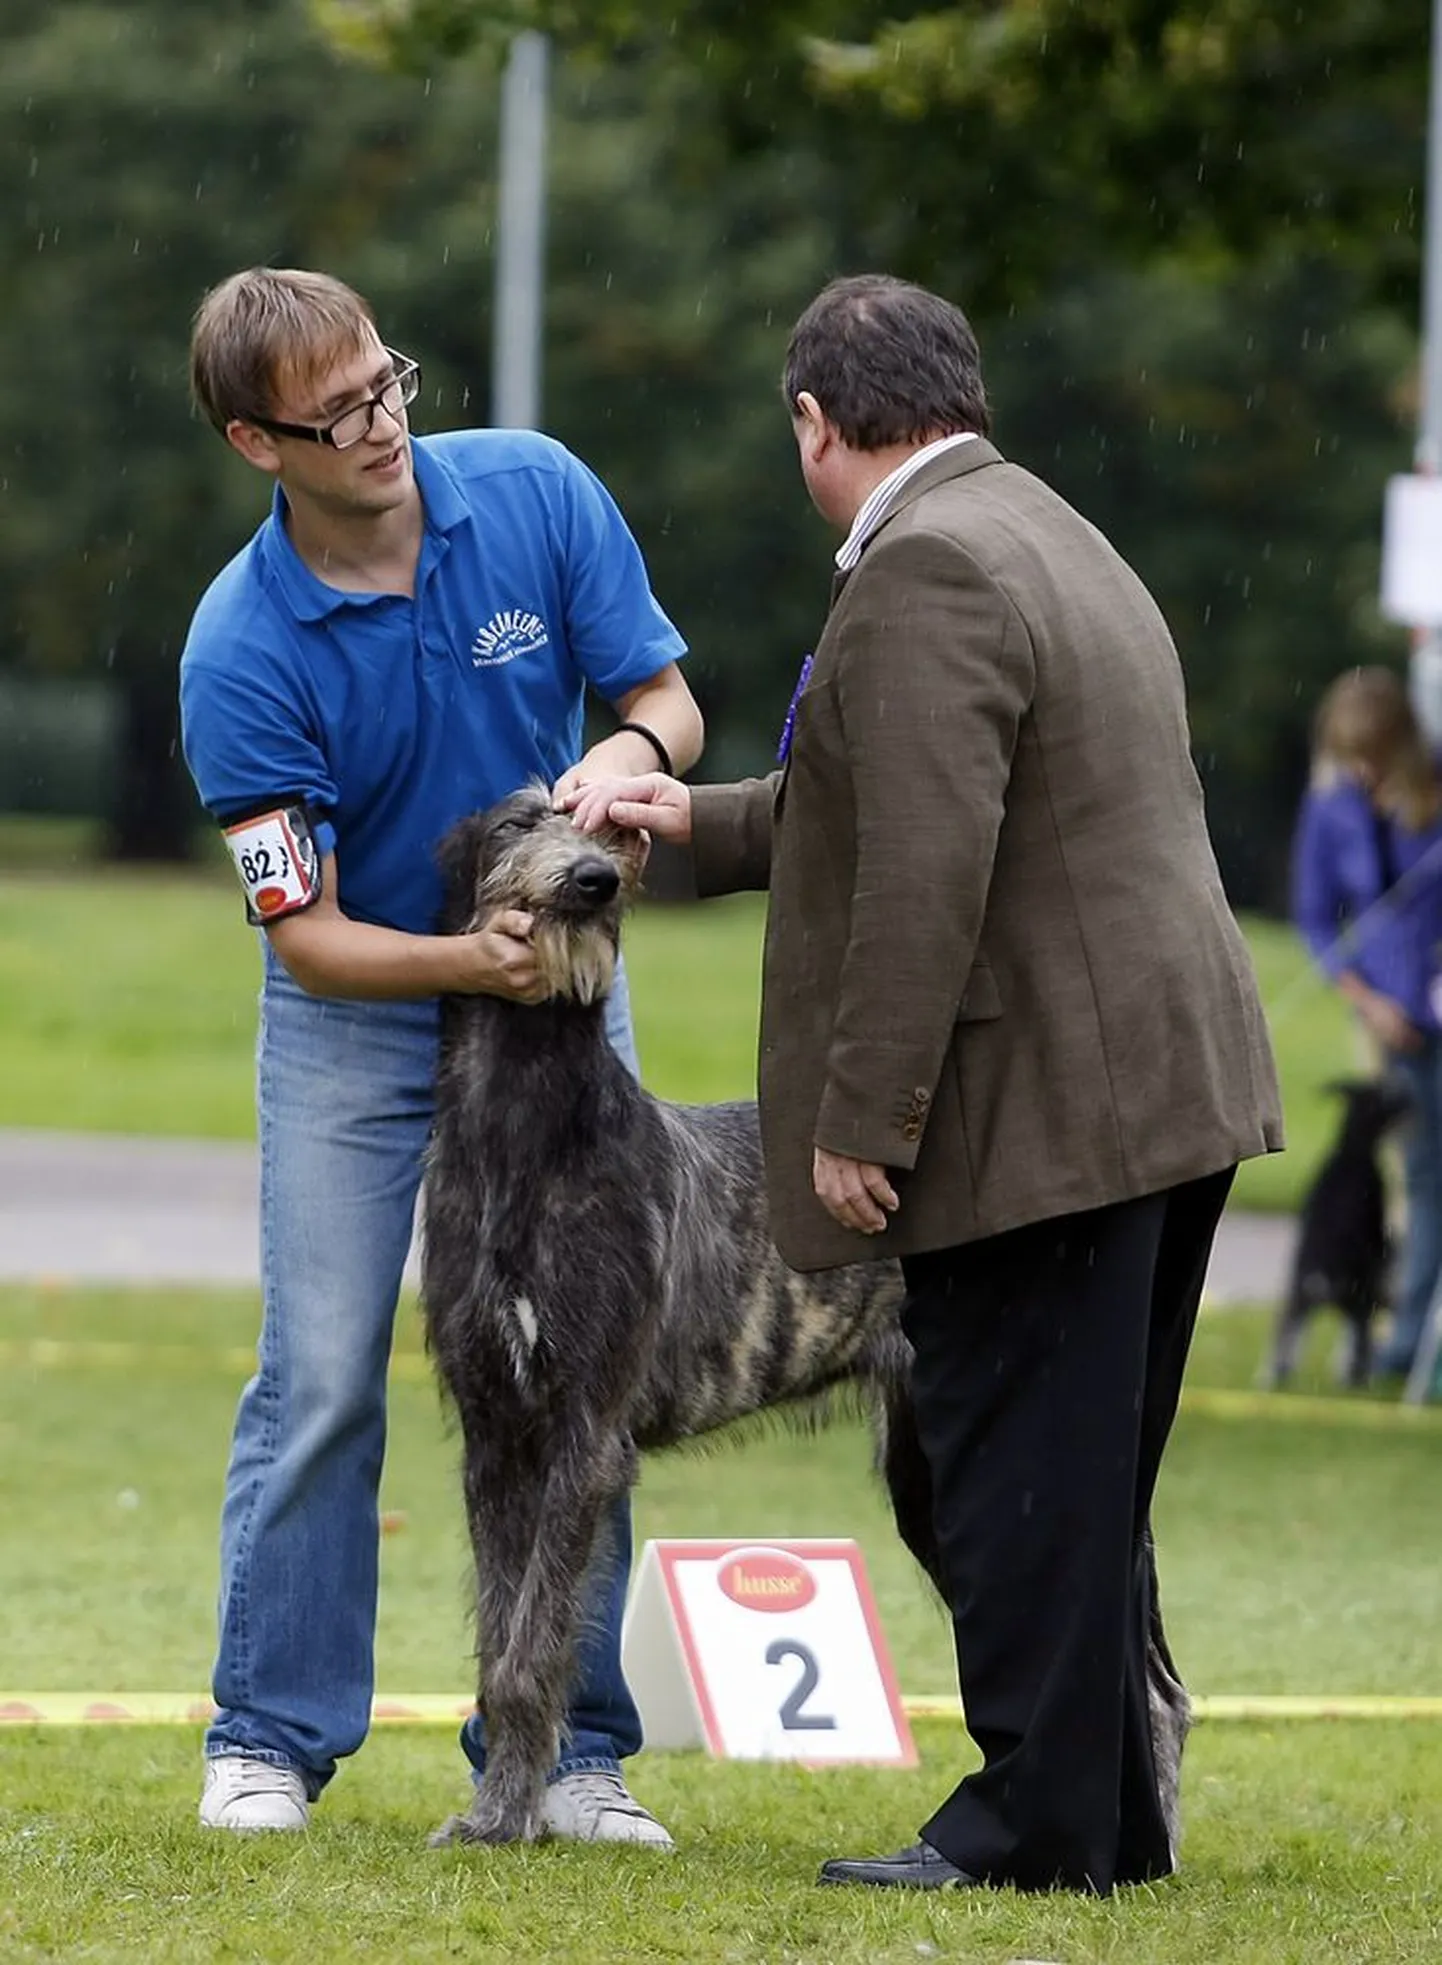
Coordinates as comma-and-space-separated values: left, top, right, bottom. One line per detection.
0, 1127, 1292, 1300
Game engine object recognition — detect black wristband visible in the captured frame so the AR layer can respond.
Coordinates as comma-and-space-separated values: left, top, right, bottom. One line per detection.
615, 720, 674, 778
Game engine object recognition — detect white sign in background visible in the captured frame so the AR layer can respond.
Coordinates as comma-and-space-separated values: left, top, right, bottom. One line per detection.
621, 1538, 917, 1766
1381, 474, 1442, 627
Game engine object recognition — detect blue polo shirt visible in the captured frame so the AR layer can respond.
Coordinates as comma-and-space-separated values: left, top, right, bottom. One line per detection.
180, 429, 686, 934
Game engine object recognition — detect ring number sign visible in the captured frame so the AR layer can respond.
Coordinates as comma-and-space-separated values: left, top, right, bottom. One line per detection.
621, 1539, 917, 1764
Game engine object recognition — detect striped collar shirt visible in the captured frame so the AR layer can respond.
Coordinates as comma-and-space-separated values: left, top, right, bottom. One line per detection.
834, 431, 979, 572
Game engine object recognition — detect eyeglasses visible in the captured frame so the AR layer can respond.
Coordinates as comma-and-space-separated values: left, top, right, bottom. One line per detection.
250, 349, 421, 451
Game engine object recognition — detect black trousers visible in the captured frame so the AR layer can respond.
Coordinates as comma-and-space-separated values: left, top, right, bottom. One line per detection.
900, 1167, 1234, 1895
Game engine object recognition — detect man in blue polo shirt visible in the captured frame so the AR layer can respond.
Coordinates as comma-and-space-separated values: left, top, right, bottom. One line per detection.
179, 266, 703, 1840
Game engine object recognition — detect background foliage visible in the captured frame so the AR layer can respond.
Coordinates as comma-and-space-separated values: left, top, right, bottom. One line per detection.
0, 0, 1429, 903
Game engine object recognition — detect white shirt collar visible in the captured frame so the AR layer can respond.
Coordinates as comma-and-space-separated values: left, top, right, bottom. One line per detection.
834, 431, 980, 571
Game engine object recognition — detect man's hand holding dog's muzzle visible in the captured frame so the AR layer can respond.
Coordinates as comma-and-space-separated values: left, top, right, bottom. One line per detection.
460, 908, 553, 1003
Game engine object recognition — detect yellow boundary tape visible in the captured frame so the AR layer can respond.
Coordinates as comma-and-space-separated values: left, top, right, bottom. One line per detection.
4, 1347, 1439, 1728
4, 1692, 1442, 1726
903, 1694, 1442, 1722
0, 1339, 432, 1382
2, 1340, 1439, 1427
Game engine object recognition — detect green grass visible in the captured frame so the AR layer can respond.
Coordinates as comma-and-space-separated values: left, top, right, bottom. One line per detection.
0, 865, 766, 1139
0, 858, 1356, 1210
1, 836, 1432, 1958
5, 1721, 1442, 1963
1230, 914, 1363, 1213
0, 813, 106, 869
3, 1286, 1438, 1700
3, 1285, 1442, 1960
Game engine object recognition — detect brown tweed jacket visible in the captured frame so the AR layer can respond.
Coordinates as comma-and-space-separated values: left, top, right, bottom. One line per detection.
691, 439, 1283, 1272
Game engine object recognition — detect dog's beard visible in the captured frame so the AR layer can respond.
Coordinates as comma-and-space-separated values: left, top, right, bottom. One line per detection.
530, 915, 618, 1004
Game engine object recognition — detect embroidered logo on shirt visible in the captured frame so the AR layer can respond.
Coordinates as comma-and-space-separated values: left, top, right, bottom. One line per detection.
471, 608, 550, 668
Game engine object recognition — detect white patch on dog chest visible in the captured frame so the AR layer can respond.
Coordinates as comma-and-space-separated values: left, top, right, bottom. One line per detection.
510, 1295, 539, 1350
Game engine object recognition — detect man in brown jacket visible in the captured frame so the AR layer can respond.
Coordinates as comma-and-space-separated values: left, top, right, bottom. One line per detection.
565, 274, 1283, 1895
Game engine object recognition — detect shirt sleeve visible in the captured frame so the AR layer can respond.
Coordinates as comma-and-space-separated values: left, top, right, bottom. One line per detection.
179, 649, 339, 859
1290, 787, 1363, 978
555, 450, 687, 700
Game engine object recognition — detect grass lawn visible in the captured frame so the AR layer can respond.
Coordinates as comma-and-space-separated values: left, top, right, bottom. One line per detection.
2, 1286, 1442, 1960
5, 1720, 1442, 1964
0, 853, 1355, 1211
4, 834, 1435, 1959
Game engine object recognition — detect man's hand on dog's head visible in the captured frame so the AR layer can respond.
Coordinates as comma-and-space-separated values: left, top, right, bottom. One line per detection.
558, 773, 692, 845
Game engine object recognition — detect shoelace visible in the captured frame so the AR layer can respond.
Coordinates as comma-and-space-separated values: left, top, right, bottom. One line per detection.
225, 1759, 299, 1791
562, 1773, 651, 1822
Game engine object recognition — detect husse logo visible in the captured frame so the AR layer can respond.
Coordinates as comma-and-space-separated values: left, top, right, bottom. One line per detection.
472, 607, 550, 668
716, 1548, 818, 1614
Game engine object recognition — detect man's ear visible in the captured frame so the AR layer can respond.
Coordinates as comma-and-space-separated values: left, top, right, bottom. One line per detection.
792, 390, 831, 462
225, 419, 283, 477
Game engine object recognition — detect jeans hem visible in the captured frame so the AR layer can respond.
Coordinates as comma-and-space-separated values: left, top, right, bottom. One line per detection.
548, 1754, 623, 1782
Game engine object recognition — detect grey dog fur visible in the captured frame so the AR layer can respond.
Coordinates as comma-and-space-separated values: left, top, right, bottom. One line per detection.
421, 785, 1189, 1862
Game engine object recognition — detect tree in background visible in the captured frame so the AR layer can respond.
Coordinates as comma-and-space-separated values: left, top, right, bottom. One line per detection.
0, 1, 435, 854
0, 0, 842, 852
321, 0, 1428, 906
323, 0, 1428, 313
0, 0, 1428, 904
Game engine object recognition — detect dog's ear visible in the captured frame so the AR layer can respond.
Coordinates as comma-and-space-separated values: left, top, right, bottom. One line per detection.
434, 815, 491, 934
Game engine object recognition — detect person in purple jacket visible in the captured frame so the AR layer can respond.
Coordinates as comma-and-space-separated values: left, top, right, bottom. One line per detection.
1292, 665, 1442, 1379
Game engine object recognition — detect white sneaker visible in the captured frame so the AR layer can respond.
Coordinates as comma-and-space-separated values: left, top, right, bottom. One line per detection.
199, 1754, 309, 1832
541, 1769, 674, 1849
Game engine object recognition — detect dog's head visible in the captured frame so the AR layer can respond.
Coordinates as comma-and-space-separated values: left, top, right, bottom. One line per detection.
435, 785, 646, 1005
1325, 1076, 1414, 1151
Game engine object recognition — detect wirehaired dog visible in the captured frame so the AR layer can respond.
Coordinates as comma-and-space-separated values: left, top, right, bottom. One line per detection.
1264, 1075, 1413, 1389
422, 785, 1191, 1853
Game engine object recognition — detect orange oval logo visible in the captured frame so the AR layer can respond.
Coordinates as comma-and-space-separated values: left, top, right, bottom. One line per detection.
717, 1548, 816, 1614
254, 885, 289, 916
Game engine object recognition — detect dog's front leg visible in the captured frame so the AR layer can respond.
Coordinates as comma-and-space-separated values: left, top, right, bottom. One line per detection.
429, 1419, 554, 1846
431, 1426, 631, 1848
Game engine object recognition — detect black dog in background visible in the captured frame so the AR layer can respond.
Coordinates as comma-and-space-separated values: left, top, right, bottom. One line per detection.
1264, 1077, 1413, 1388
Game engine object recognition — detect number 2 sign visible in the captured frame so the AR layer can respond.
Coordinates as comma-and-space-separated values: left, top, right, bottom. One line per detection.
621, 1539, 917, 1765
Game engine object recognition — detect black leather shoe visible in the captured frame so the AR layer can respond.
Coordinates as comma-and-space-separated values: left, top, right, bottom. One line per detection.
817, 1840, 980, 1890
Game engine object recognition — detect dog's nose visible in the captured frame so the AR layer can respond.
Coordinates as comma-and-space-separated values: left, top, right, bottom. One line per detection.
569, 859, 621, 904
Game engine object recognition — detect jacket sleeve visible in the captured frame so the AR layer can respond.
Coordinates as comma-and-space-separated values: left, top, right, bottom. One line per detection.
690, 776, 780, 896
814, 527, 1035, 1168
1290, 788, 1355, 978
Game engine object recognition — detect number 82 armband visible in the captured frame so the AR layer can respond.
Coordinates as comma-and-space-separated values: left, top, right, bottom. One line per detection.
221, 803, 324, 926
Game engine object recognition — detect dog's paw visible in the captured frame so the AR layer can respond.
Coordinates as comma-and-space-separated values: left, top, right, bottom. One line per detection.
428, 1805, 536, 1848
428, 1812, 471, 1848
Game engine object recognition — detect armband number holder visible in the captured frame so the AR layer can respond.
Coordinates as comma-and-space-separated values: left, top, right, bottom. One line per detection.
222, 803, 323, 926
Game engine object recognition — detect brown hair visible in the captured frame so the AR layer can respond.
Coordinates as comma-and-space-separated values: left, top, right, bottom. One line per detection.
782, 274, 991, 449
1313, 666, 1441, 830
190, 267, 378, 435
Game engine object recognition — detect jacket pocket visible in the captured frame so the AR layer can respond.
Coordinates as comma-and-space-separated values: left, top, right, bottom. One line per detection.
957, 961, 1003, 1022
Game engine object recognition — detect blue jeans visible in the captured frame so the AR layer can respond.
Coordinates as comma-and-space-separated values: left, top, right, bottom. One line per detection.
1377, 1033, 1442, 1376
206, 949, 645, 1793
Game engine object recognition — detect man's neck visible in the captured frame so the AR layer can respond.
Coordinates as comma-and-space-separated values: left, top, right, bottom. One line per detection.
283, 491, 425, 599
839, 443, 922, 525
